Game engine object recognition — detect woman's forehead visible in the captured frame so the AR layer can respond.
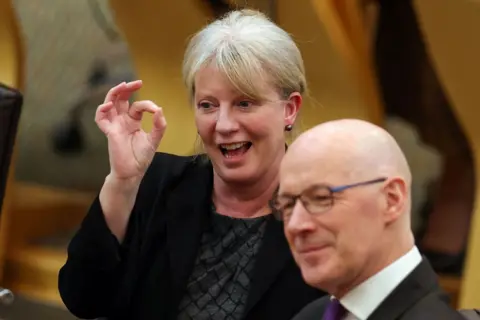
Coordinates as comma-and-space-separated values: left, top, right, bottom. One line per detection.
194, 63, 276, 100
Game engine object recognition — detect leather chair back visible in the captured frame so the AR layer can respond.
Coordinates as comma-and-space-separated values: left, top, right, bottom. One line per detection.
0, 82, 23, 214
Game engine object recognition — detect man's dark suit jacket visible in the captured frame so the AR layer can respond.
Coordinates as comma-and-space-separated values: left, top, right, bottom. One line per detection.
58, 153, 324, 320
291, 259, 465, 320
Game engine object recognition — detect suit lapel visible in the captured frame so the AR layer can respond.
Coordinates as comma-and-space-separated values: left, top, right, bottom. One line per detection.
368, 258, 441, 320
244, 217, 291, 315
165, 157, 214, 312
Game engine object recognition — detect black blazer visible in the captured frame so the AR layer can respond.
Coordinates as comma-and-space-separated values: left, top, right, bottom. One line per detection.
58, 152, 324, 320
291, 259, 464, 320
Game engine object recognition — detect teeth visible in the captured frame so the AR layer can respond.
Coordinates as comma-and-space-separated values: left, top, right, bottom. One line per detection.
220, 142, 247, 150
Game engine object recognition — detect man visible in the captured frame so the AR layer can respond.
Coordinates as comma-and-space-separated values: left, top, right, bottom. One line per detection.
274, 119, 464, 320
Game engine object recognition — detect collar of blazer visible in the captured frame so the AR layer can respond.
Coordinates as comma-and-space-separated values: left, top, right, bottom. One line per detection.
367, 258, 446, 320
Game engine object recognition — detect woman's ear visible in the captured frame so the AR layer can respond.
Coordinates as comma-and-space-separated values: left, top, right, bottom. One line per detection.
284, 92, 302, 127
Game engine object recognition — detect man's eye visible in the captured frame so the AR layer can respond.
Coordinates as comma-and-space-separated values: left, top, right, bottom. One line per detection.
311, 195, 332, 203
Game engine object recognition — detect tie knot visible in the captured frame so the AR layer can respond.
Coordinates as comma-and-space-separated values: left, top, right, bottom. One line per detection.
323, 298, 347, 320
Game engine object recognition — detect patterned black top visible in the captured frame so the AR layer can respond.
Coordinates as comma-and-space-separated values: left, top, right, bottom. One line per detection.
176, 206, 268, 320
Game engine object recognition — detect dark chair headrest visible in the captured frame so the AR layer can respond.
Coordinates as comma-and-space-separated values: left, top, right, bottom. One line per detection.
0, 83, 23, 108
0, 82, 23, 214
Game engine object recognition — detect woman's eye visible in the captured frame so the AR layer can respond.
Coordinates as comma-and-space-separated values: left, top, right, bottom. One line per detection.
198, 102, 213, 109
238, 101, 253, 108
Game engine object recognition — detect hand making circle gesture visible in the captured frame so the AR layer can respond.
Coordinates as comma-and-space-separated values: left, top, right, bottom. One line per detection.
95, 80, 167, 180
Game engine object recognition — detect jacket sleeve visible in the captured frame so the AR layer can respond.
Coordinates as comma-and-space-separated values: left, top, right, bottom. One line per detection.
57, 153, 190, 319
58, 196, 126, 319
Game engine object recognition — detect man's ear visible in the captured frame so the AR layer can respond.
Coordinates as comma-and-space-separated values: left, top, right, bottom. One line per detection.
383, 177, 408, 224
284, 92, 302, 127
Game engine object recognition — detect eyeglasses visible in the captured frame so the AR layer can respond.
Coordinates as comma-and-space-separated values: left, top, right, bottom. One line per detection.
270, 178, 387, 221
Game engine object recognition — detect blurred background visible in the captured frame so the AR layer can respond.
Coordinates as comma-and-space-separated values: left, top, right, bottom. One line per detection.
1, 0, 479, 318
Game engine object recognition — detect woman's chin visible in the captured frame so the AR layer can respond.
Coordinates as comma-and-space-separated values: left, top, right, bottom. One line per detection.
214, 161, 259, 185
217, 167, 254, 183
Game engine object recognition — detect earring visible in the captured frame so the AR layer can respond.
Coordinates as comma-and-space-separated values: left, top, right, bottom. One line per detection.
285, 124, 293, 132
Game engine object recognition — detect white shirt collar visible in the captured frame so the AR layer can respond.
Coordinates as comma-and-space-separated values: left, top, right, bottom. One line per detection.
338, 246, 422, 320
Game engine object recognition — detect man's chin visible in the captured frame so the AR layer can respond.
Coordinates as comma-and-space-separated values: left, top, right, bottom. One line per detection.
301, 265, 339, 291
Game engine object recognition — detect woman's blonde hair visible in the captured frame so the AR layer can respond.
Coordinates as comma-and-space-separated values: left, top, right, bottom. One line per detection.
182, 9, 307, 102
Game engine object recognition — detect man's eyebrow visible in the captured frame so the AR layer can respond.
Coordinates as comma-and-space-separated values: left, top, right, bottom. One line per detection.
277, 191, 295, 198
278, 184, 330, 197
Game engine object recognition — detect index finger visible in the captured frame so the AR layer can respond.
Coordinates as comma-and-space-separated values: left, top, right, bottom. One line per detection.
116, 80, 144, 102
104, 82, 127, 104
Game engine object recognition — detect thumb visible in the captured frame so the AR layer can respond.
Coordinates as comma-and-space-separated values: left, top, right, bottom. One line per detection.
149, 107, 167, 147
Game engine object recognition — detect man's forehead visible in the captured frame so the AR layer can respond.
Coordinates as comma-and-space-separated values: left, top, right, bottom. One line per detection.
280, 155, 353, 193
282, 140, 352, 172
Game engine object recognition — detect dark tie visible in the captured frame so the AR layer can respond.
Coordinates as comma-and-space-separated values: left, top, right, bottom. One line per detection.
323, 298, 347, 320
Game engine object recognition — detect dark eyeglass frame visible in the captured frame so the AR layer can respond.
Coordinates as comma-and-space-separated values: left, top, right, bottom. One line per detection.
270, 177, 387, 221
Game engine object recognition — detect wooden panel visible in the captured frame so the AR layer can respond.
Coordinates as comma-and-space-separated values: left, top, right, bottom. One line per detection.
3, 246, 68, 306
7, 182, 95, 246
278, 0, 377, 128
310, 0, 384, 125
413, 0, 480, 309
0, 0, 24, 284
0, 0, 24, 88
0, 182, 94, 305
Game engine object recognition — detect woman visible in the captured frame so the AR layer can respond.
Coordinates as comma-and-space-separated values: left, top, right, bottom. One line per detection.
58, 9, 324, 320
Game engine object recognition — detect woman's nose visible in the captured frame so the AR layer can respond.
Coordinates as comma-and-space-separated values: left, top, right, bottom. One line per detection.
215, 106, 239, 134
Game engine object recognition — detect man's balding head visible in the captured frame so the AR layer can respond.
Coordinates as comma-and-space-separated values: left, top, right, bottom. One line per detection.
279, 119, 415, 297
285, 119, 411, 185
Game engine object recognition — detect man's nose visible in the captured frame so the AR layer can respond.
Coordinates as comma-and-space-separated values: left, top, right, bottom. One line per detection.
285, 201, 316, 234
215, 106, 239, 134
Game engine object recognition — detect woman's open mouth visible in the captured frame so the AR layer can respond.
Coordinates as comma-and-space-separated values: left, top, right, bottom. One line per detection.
219, 142, 252, 158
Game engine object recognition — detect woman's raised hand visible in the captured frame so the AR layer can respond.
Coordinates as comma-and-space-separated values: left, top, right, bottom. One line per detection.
95, 80, 167, 180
